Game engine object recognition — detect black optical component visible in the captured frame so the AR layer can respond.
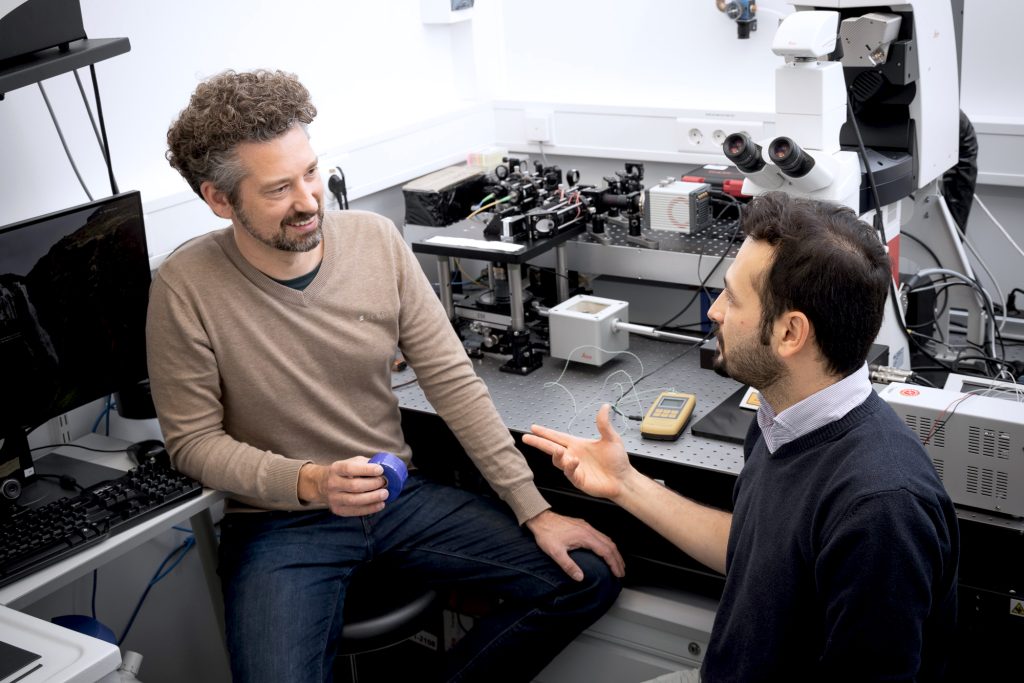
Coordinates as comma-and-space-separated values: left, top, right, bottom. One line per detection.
723, 133, 765, 173
768, 136, 816, 177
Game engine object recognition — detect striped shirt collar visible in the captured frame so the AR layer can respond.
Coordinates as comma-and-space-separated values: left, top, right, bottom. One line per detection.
756, 363, 871, 453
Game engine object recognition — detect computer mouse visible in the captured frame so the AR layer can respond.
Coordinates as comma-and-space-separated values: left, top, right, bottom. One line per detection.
126, 439, 169, 468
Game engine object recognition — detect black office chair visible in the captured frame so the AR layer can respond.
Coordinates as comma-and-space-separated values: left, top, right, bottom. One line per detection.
335, 563, 441, 682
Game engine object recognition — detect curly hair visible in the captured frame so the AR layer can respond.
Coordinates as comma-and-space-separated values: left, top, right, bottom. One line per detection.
166, 69, 317, 202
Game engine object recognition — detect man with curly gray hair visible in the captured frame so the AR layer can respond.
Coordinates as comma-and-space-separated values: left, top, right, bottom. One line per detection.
148, 69, 623, 682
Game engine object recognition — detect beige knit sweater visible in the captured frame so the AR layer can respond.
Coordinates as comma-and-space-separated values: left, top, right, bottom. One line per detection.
146, 210, 549, 523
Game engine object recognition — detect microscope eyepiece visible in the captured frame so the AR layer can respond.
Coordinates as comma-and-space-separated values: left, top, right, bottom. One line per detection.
723, 132, 765, 173
768, 136, 816, 178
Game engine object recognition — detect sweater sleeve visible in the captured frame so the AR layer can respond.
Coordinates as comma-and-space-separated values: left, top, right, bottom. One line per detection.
146, 267, 309, 509
387, 224, 549, 524
813, 488, 954, 680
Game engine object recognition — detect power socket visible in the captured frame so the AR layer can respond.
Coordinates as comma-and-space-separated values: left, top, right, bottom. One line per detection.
675, 117, 767, 153
524, 111, 553, 142
322, 157, 350, 211
676, 118, 714, 151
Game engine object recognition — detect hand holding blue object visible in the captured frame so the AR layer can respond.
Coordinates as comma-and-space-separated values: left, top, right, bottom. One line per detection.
369, 452, 408, 502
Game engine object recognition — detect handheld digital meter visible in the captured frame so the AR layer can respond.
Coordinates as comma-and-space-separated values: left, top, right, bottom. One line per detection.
640, 392, 697, 441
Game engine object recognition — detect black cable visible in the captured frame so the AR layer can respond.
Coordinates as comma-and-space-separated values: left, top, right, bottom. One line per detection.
327, 168, 349, 210
952, 348, 1017, 379
91, 570, 99, 620
908, 328, 990, 370
846, 96, 885, 234
709, 194, 743, 221
847, 95, 913, 351
530, 265, 572, 282
656, 212, 743, 332
90, 63, 119, 195
908, 331, 956, 374
659, 321, 709, 333
392, 378, 419, 390
909, 373, 937, 388
613, 330, 713, 411
911, 322, 1015, 380
904, 275, 963, 331
1007, 288, 1024, 316
901, 230, 943, 269
29, 443, 126, 453
73, 69, 107, 163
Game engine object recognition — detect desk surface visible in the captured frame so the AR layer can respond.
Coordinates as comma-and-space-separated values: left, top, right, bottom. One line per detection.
396, 336, 1024, 535
0, 435, 224, 611
396, 335, 747, 475
0, 605, 120, 683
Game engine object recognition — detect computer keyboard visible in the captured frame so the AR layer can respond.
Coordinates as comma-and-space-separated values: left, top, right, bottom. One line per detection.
0, 463, 202, 589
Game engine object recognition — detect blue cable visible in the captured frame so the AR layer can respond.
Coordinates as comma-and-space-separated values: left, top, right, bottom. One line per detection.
91, 395, 112, 434
117, 535, 196, 645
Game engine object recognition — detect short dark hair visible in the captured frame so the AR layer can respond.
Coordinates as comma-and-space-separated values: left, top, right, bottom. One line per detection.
742, 192, 891, 377
166, 69, 317, 201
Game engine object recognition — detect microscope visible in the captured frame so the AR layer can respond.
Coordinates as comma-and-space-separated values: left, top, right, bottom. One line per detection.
720, 1, 973, 369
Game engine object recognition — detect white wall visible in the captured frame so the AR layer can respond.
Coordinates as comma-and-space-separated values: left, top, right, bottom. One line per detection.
0, 0, 495, 262
496, 0, 791, 111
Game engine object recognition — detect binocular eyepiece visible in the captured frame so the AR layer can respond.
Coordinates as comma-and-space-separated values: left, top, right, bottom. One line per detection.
767, 136, 816, 178
723, 132, 765, 173
723, 132, 817, 180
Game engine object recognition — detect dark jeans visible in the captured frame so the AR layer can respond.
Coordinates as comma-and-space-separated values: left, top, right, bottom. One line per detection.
218, 474, 621, 682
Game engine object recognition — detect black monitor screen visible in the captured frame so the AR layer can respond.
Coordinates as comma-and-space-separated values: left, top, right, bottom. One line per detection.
0, 191, 151, 442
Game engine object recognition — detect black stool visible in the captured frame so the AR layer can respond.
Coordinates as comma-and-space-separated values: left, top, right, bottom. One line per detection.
336, 564, 441, 682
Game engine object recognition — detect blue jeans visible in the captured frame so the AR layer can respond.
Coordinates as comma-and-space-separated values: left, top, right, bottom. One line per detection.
218, 474, 620, 682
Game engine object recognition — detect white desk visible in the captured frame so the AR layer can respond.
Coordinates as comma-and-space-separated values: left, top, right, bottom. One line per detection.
0, 605, 120, 683
0, 435, 225, 681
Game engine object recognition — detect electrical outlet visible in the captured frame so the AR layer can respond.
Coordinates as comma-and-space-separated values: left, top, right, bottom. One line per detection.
524, 111, 553, 143
676, 117, 768, 152
676, 118, 712, 151
321, 155, 350, 211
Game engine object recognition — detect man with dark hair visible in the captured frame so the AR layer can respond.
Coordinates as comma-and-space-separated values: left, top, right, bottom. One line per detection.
149, 69, 623, 682
526, 192, 959, 681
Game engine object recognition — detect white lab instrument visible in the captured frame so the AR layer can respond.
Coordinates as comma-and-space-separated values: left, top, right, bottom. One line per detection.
880, 382, 1024, 517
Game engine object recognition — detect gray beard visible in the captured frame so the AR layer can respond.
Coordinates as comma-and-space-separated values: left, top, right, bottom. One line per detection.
236, 203, 324, 253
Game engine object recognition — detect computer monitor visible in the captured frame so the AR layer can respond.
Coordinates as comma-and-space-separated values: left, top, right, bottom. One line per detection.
0, 191, 151, 490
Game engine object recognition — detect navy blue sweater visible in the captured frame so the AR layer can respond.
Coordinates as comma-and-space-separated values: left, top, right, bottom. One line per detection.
702, 392, 959, 682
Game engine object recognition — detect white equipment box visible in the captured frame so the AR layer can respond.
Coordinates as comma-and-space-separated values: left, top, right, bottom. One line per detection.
880, 382, 1024, 517
644, 181, 712, 234
548, 295, 629, 366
